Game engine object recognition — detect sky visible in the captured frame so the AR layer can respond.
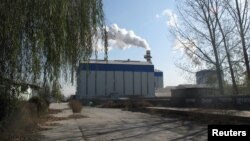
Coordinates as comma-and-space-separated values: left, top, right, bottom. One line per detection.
101, 0, 193, 85
62, 0, 195, 96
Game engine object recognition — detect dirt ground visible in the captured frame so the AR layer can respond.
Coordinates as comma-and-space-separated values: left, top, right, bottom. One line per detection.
76, 107, 207, 141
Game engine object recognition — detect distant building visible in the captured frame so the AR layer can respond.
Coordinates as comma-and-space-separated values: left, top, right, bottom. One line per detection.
0, 77, 40, 101
76, 59, 163, 99
154, 69, 163, 89
196, 70, 220, 85
19, 86, 39, 101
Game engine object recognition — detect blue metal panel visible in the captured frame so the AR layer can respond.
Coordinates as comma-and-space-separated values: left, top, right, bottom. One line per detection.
141, 72, 148, 96
125, 72, 133, 95
96, 71, 105, 96
115, 71, 123, 96
160, 77, 163, 88
154, 72, 163, 77
87, 71, 95, 96
148, 72, 155, 97
106, 71, 114, 96
134, 72, 141, 95
80, 63, 154, 72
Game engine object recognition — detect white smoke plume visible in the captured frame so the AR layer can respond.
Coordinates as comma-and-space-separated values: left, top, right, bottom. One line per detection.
106, 24, 150, 50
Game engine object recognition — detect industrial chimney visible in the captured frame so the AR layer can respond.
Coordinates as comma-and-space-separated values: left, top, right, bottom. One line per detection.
144, 50, 152, 63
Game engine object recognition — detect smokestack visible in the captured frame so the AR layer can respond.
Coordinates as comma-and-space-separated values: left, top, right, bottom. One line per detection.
144, 50, 152, 63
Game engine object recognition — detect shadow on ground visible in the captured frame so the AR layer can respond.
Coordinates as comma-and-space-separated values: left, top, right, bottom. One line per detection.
77, 107, 207, 141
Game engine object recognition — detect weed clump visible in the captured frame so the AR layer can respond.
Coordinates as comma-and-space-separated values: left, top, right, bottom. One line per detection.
29, 96, 49, 116
69, 100, 82, 113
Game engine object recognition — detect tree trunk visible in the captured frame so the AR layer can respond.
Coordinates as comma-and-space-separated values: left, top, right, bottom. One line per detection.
201, 0, 225, 95
215, 12, 239, 95
235, 0, 250, 84
214, 52, 225, 95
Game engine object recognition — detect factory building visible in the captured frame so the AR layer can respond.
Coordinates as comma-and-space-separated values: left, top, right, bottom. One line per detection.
154, 69, 163, 89
196, 69, 223, 86
76, 51, 163, 99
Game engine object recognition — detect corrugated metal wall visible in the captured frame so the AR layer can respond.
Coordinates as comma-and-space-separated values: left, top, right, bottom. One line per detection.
96, 71, 105, 96
148, 73, 154, 96
154, 71, 163, 90
77, 62, 156, 98
134, 72, 141, 95
124, 72, 133, 95
115, 71, 123, 96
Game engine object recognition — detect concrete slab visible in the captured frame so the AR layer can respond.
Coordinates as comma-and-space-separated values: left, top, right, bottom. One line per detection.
40, 103, 86, 141
76, 107, 207, 141
147, 107, 250, 118
39, 104, 250, 141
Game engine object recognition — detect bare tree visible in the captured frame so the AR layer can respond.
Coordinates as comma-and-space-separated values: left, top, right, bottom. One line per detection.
172, 0, 225, 95
212, 0, 239, 94
226, 0, 250, 84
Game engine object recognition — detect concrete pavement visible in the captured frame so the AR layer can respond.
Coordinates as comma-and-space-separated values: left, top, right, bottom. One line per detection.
146, 107, 250, 122
40, 103, 86, 141
40, 103, 250, 141
76, 107, 207, 141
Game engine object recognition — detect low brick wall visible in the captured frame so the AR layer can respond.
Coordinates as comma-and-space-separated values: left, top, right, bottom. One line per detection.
78, 88, 250, 110
171, 88, 250, 110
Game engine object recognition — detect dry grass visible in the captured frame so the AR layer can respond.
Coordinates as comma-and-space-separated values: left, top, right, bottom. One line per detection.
48, 108, 63, 114
0, 104, 41, 141
68, 114, 88, 119
0, 103, 66, 141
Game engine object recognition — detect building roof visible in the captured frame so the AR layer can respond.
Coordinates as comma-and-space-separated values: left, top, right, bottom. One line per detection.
0, 76, 41, 90
78, 59, 154, 72
154, 69, 163, 77
80, 59, 152, 66
196, 69, 216, 74
154, 69, 163, 72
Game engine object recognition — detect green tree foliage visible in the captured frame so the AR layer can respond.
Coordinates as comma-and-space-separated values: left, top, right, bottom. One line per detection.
0, 0, 107, 85
51, 81, 64, 102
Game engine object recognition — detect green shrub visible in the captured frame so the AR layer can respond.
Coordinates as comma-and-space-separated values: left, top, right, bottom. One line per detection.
0, 86, 19, 121
69, 100, 82, 113
38, 86, 51, 107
